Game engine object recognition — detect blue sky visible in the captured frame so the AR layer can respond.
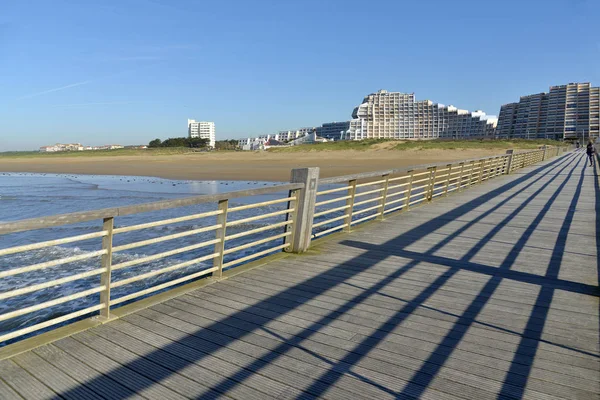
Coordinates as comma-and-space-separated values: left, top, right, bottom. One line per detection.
1, 0, 599, 150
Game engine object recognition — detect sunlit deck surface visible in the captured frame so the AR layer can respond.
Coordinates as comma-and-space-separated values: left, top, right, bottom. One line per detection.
1, 151, 598, 399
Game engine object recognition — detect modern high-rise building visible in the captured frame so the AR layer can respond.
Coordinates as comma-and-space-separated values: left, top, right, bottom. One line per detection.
187, 119, 216, 148
315, 121, 351, 140
347, 90, 496, 140
496, 82, 600, 141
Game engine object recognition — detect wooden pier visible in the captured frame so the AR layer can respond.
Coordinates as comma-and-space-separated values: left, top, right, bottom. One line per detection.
0, 148, 598, 399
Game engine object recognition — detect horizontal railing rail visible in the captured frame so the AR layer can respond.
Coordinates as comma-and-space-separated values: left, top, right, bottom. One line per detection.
0, 145, 571, 346
0, 182, 304, 344
310, 146, 568, 238
318, 148, 540, 185
0, 183, 304, 235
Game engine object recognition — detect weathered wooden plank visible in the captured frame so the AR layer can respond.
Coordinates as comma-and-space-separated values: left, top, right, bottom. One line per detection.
11, 351, 102, 400
126, 308, 465, 400
33, 344, 144, 400
52, 337, 187, 400
193, 281, 599, 391
71, 330, 232, 400
0, 375, 25, 400
101, 320, 381, 400
167, 287, 595, 378
232, 264, 598, 325
203, 277, 600, 372
87, 326, 279, 400
145, 300, 568, 400
242, 257, 599, 323
231, 260, 595, 344
0, 359, 57, 400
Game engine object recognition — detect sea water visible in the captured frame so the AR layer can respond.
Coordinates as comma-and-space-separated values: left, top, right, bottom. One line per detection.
0, 172, 291, 343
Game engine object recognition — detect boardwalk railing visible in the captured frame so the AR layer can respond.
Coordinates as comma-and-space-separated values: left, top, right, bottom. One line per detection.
0, 145, 570, 345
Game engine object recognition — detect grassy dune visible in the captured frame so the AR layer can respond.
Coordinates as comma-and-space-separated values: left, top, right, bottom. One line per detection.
1, 139, 562, 158
0, 147, 199, 158
268, 139, 563, 152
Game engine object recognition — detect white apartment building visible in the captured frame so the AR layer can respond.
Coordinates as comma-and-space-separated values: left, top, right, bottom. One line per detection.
238, 135, 276, 151
39, 143, 84, 152
277, 130, 302, 142
496, 82, 600, 141
348, 90, 496, 140
188, 119, 216, 148
276, 127, 316, 142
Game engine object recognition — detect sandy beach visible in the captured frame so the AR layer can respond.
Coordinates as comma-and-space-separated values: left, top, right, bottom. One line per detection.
0, 148, 511, 182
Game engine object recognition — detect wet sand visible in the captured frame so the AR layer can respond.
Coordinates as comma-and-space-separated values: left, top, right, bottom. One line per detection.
0, 148, 509, 182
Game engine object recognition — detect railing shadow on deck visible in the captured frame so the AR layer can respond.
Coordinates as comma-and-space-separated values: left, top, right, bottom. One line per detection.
337, 151, 594, 400
43, 151, 600, 399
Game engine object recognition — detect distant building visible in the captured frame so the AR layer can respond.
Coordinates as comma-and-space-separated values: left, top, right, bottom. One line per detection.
263, 138, 286, 149
102, 144, 125, 150
39, 145, 60, 152
277, 130, 302, 142
238, 135, 277, 151
39, 143, 125, 152
188, 119, 216, 148
347, 90, 496, 140
315, 121, 350, 141
39, 143, 83, 152
496, 82, 600, 141
238, 124, 338, 150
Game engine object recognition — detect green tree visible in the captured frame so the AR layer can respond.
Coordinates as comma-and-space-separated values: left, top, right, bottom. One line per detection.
148, 138, 162, 148
161, 137, 188, 147
187, 137, 209, 148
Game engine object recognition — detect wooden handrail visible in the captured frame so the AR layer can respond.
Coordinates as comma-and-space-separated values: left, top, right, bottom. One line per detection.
0, 183, 305, 235
0, 145, 571, 345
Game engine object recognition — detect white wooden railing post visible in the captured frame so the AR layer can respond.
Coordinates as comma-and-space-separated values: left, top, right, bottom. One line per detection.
344, 179, 357, 232
284, 188, 301, 252
377, 174, 390, 220
542, 145, 547, 161
505, 150, 514, 174
477, 160, 485, 184
213, 199, 229, 278
427, 166, 436, 201
99, 217, 114, 319
466, 161, 475, 189
457, 163, 465, 191
403, 171, 414, 211
443, 164, 452, 197
289, 168, 319, 253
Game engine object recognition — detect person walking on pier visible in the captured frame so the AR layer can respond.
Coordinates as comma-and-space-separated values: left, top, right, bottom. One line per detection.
586, 140, 596, 167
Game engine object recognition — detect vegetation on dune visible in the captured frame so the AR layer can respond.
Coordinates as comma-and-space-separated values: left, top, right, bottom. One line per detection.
267, 139, 392, 152
268, 139, 563, 152
0, 139, 240, 158
0, 138, 564, 158
0, 147, 198, 158
148, 137, 208, 148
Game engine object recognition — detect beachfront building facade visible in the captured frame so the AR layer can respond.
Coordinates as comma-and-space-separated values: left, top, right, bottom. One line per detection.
277, 130, 303, 142
238, 135, 279, 151
316, 121, 351, 141
347, 90, 496, 141
496, 82, 600, 141
188, 119, 216, 148
39, 143, 125, 152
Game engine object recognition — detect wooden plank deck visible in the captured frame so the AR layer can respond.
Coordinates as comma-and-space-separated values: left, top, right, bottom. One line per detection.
0, 150, 598, 399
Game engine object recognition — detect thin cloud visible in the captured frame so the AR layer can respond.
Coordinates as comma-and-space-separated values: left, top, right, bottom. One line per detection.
108, 55, 163, 61
139, 44, 198, 52
50, 101, 137, 108
18, 80, 91, 100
